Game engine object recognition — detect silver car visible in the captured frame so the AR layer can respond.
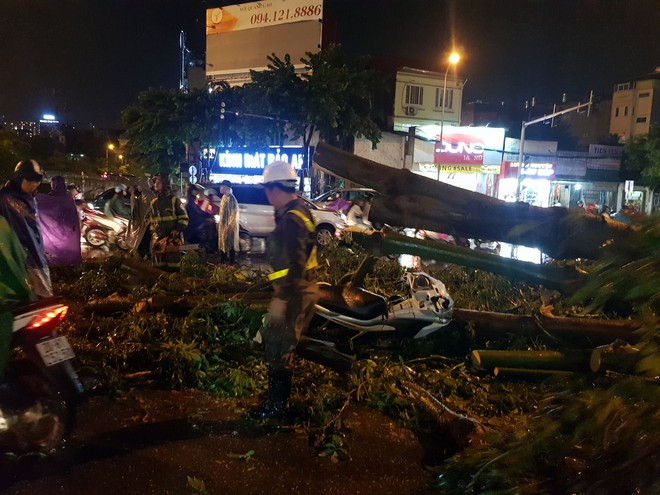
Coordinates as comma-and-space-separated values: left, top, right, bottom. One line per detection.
224, 184, 346, 253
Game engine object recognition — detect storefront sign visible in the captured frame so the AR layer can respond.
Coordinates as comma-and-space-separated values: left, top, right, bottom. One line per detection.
588, 144, 622, 171
417, 163, 501, 174
432, 127, 505, 167
207, 146, 306, 176
501, 161, 555, 179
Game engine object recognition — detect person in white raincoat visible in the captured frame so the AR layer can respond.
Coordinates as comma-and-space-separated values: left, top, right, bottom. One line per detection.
217, 180, 239, 264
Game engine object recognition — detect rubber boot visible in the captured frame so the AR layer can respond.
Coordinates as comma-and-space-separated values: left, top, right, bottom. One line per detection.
248, 369, 292, 420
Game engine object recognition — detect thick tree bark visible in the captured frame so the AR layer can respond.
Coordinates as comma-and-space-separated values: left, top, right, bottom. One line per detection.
453, 308, 643, 346
314, 142, 634, 260
471, 349, 591, 371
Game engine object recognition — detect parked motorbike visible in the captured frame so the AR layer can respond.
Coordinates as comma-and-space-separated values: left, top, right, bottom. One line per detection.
0, 298, 83, 452
81, 206, 129, 250
300, 272, 454, 371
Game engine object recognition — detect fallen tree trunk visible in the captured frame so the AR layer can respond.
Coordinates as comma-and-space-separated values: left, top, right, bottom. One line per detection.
347, 228, 584, 293
134, 293, 271, 314
453, 308, 642, 346
472, 349, 591, 371
314, 142, 634, 260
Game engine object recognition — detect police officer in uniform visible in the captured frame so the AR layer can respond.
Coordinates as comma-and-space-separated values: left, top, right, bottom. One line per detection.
249, 161, 320, 420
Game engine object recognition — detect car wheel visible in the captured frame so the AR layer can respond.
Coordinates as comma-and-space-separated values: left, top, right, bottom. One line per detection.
239, 232, 252, 253
315, 225, 335, 247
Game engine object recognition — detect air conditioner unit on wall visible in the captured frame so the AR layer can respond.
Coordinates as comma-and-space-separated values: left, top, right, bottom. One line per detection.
404, 106, 417, 116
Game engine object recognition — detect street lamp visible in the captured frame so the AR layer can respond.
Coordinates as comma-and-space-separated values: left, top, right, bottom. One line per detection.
105, 143, 115, 167
437, 52, 460, 181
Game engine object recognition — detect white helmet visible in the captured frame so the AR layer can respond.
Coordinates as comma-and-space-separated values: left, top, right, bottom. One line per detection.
263, 161, 297, 188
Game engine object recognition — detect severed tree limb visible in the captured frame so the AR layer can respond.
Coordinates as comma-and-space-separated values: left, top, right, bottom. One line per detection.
400, 380, 486, 447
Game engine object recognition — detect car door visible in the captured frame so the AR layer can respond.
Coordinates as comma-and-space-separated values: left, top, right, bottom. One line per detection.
232, 185, 275, 237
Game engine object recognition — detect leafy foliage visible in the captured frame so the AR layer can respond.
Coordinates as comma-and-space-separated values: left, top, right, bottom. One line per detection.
243, 45, 382, 151
438, 378, 660, 495
622, 125, 660, 189
51, 235, 658, 490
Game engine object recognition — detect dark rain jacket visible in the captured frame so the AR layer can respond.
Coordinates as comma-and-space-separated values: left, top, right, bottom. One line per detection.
0, 181, 49, 271
149, 192, 188, 240
267, 197, 318, 301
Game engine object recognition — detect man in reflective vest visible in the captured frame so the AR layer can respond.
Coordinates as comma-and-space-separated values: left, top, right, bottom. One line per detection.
249, 161, 320, 420
149, 173, 188, 271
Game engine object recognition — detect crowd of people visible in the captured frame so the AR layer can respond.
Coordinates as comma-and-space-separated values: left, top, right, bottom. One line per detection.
0, 159, 332, 420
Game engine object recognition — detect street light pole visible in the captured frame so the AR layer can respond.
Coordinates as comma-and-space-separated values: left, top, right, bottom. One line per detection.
437, 52, 460, 181
515, 91, 593, 201
105, 143, 115, 168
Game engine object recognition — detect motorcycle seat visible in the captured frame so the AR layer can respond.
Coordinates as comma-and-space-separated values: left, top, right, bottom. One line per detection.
317, 284, 387, 320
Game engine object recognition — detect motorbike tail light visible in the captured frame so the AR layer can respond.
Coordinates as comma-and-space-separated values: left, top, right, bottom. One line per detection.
26, 305, 69, 331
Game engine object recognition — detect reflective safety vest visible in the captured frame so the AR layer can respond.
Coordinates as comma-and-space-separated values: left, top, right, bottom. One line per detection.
267, 209, 319, 281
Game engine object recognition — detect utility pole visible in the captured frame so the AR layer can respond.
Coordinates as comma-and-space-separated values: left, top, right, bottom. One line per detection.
516, 91, 593, 201
179, 31, 190, 93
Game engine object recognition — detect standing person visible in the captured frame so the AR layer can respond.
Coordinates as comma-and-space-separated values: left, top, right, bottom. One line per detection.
148, 173, 188, 270
36, 175, 82, 266
249, 161, 319, 420
184, 184, 216, 252
0, 215, 31, 379
126, 181, 155, 259
0, 160, 52, 298
217, 180, 239, 264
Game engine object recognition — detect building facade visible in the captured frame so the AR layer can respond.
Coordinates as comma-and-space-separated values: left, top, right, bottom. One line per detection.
393, 67, 466, 133
609, 68, 660, 142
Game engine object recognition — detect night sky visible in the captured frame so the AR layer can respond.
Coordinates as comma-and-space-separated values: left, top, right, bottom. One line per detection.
1, 0, 658, 129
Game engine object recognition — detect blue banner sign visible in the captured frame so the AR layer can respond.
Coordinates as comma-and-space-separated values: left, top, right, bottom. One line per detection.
206, 146, 308, 176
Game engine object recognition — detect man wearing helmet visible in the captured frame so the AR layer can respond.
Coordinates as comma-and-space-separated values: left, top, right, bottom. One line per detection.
148, 173, 188, 270
250, 161, 320, 419
0, 160, 53, 298
104, 184, 131, 222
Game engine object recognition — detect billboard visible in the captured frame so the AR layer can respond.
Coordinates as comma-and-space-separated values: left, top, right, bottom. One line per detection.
206, 0, 323, 79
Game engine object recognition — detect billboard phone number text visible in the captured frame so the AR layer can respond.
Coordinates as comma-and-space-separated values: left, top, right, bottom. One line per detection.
250, 4, 322, 25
